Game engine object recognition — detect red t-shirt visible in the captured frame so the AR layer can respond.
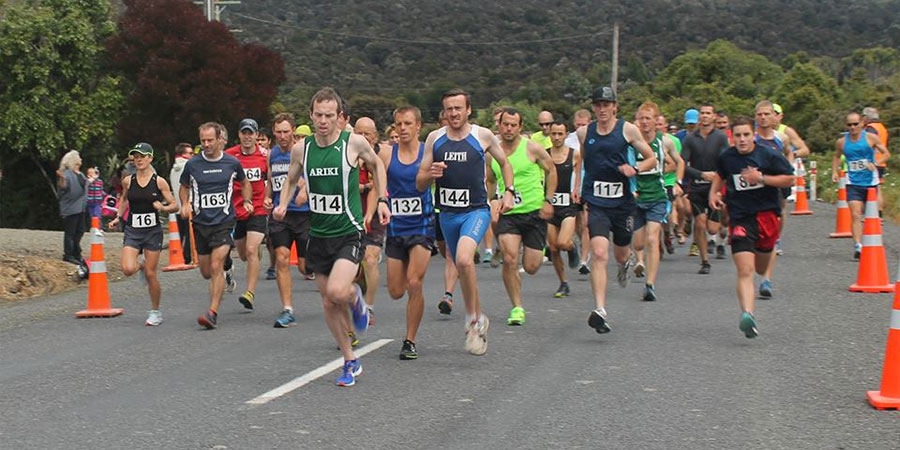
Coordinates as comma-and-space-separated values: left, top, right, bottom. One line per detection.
225, 145, 268, 220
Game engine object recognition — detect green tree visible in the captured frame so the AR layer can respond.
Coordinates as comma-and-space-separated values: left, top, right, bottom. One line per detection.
773, 63, 841, 133
0, 0, 124, 228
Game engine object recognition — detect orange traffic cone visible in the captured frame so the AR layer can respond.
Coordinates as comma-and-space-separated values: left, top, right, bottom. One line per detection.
162, 213, 196, 272
850, 187, 894, 293
76, 225, 124, 318
290, 242, 299, 266
867, 261, 900, 409
791, 172, 813, 215
830, 171, 852, 238
90, 216, 101, 233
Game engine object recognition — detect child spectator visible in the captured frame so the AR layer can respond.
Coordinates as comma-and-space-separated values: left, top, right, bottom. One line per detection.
86, 167, 106, 220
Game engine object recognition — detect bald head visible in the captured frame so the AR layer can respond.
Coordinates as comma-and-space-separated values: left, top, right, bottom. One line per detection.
538, 111, 554, 134
354, 117, 378, 146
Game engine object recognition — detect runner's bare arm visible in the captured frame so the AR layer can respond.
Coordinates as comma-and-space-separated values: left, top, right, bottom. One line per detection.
277, 139, 306, 213
785, 126, 810, 158
484, 152, 497, 200
179, 183, 191, 219
709, 174, 725, 210
416, 132, 439, 192
832, 138, 845, 182
871, 133, 890, 161
264, 158, 274, 210
352, 134, 391, 225
482, 128, 515, 212
155, 177, 180, 214
572, 147, 582, 204
624, 122, 657, 172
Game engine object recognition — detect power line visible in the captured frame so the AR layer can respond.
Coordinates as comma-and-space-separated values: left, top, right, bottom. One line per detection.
233, 13, 610, 45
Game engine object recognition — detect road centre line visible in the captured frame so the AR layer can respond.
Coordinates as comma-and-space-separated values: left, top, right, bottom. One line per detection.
246, 338, 394, 405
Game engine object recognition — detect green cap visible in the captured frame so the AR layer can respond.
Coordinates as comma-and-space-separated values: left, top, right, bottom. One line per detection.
129, 142, 154, 156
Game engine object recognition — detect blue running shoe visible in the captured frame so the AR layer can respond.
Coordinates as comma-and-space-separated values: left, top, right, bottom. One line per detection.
739, 312, 758, 339
350, 284, 369, 333
273, 309, 297, 328
758, 279, 773, 299
336, 359, 362, 386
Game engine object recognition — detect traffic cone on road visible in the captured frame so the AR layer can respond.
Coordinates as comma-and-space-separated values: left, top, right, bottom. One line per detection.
76, 226, 124, 318
830, 171, 853, 238
791, 172, 813, 215
90, 216, 101, 233
850, 187, 894, 293
162, 213, 195, 272
290, 242, 299, 266
867, 259, 900, 409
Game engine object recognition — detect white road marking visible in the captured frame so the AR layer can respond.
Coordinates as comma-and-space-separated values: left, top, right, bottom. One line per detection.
246, 338, 393, 405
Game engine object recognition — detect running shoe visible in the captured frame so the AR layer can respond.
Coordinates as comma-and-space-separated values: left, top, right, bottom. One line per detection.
506, 306, 525, 326
438, 293, 453, 315
689, 243, 700, 256
145, 309, 163, 326
197, 310, 217, 329
664, 234, 675, 254
305, 272, 316, 280
350, 283, 369, 333
715, 245, 726, 260
399, 340, 418, 360
588, 309, 611, 334
634, 262, 645, 278
617, 253, 634, 288
739, 312, 758, 339
578, 262, 591, 275
336, 359, 362, 386
482, 249, 493, 264
464, 315, 489, 355
265, 266, 276, 280
225, 268, 236, 293
775, 239, 783, 256
698, 262, 711, 274
758, 279, 773, 299
367, 306, 375, 327
554, 282, 570, 298
707, 240, 715, 254
676, 232, 686, 245
273, 309, 297, 328
238, 290, 255, 310
642, 285, 657, 302
854, 243, 862, 260
567, 246, 580, 270
490, 248, 502, 268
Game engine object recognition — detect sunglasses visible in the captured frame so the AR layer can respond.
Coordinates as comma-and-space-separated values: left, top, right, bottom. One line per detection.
539, 122, 553, 126
847, 122, 860, 126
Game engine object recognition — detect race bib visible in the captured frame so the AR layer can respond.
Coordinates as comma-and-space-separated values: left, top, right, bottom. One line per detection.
551, 192, 570, 206
199, 192, 228, 209
439, 188, 470, 208
390, 197, 423, 216
593, 181, 623, 199
271, 174, 286, 192
512, 190, 522, 205
309, 193, 342, 214
244, 167, 263, 181
732, 174, 764, 192
848, 159, 868, 172
131, 212, 157, 228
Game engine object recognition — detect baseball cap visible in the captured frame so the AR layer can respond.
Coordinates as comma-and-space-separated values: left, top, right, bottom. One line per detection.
239, 118, 259, 133
295, 124, 312, 136
591, 86, 617, 103
129, 142, 154, 156
684, 109, 699, 124
772, 103, 783, 115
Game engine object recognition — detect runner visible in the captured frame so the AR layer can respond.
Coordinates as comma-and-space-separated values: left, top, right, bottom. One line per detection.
487, 108, 557, 325
832, 111, 889, 259
274, 88, 390, 386
265, 112, 310, 328
657, 112, 684, 254
709, 116, 795, 338
681, 104, 729, 273
567, 109, 593, 275
530, 110, 554, 149
417, 88, 515, 354
352, 117, 386, 326
379, 106, 436, 359
863, 107, 889, 215
180, 122, 253, 329
108, 143, 179, 326
546, 121, 581, 297
632, 102, 683, 302
225, 119, 269, 311
577, 86, 657, 334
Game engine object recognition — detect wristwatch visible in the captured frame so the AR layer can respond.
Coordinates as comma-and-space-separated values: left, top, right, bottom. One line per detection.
377, 197, 389, 205
505, 186, 516, 194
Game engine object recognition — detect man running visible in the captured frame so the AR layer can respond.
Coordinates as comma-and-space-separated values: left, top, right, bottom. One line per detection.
863, 107, 889, 216
180, 122, 252, 329
657, 112, 685, 253
832, 111, 889, 259
380, 106, 436, 359
530, 110, 554, 149
353, 117, 385, 325
417, 88, 515, 355
577, 86, 657, 334
265, 113, 310, 328
275, 88, 390, 386
487, 108, 557, 325
108, 143, 180, 326
546, 121, 581, 297
709, 116, 795, 338
632, 102, 683, 302
225, 119, 269, 311
681, 104, 729, 272
567, 109, 594, 275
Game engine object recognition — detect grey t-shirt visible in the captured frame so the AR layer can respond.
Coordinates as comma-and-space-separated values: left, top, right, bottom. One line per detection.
59, 169, 87, 217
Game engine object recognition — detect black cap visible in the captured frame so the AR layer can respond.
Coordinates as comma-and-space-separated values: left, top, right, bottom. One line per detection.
239, 118, 259, 133
591, 86, 617, 103
129, 142, 154, 156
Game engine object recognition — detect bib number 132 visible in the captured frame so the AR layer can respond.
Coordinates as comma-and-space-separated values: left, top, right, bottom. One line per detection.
593, 181, 623, 199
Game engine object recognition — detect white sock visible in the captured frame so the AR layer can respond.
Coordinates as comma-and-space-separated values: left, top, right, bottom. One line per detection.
284, 306, 293, 313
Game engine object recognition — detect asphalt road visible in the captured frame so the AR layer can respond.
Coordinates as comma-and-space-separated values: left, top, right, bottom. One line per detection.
1, 203, 899, 449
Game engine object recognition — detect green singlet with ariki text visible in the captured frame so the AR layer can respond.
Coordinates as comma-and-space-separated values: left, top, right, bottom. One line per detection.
303, 131, 365, 237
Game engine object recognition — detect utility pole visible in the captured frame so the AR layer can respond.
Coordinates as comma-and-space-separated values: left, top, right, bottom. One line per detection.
611, 22, 619, 92
194, 0, 242, 22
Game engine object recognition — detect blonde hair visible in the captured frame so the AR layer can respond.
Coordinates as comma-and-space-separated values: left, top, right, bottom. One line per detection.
59, 150, 81, 172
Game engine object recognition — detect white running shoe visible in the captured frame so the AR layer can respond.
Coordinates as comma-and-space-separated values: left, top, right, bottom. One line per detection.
145, 310, 163, 326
